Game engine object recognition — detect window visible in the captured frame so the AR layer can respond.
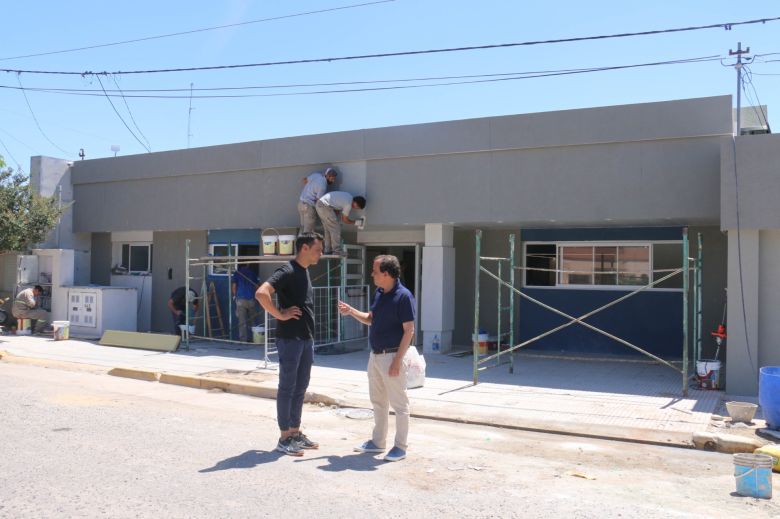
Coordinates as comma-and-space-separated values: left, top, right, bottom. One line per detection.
209, 244, 238, 276
120, 244, 152, 273
525, 241, 677, 290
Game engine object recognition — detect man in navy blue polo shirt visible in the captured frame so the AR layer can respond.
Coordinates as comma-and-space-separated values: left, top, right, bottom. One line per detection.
256, 232, 323, 456
338, 254, 416, 462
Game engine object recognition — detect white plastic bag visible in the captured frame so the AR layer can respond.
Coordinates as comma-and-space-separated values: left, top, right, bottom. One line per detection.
404, 346, 426, 389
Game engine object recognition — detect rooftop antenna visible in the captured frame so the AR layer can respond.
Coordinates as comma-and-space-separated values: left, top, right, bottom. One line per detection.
187, 82, 195, 148
111, 144, 120, 157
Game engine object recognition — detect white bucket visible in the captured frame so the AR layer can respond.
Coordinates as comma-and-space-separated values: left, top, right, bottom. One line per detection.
52, 320, 70, 341
16, 318, 31, 335
252, 325, 265, 344
278, 235, 296, 255
696, 360, 721, 390
262, 235, 278, 255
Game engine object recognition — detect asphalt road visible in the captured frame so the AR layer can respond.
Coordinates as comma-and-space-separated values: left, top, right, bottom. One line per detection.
0, 362, 778, 519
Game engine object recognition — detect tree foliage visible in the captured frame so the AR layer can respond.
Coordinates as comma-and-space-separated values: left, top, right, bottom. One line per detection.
0, 156, 63, 254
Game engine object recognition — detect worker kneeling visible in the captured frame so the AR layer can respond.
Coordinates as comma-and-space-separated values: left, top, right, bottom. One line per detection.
12, 285, 51, 334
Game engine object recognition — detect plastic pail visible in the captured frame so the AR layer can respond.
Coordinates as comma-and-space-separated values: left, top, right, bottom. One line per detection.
252, 325, 265, 344
477, 333, 489, 355
759, 366, 780, 429
179, 324, 195, 334
262, 236, 278, 255
696, 360, 721, 389
734, 453, 773, 499
52, 320, 70, 341
278, 235, 295, 255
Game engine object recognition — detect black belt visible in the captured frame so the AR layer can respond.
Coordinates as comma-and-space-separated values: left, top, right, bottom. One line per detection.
372, 347, 399, 354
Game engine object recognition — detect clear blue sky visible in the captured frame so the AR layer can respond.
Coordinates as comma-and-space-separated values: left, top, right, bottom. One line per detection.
1, 1, 778, 171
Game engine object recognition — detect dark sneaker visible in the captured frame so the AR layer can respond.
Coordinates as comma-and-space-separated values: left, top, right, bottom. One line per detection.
353, 440, 385, 453
276, 436, 304, 457
292, 432, 319, 449
383, 446, 406, 462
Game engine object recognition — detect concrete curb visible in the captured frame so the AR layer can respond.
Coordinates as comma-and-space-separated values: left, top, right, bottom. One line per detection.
0, 350, 108, 374
692, 431, 767, 454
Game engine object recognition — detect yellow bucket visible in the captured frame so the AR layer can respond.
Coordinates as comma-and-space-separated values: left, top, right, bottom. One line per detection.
261, 228, 279, 255
278, 235, 295, 255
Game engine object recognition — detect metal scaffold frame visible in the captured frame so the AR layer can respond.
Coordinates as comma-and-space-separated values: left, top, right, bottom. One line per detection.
182, 239, 369, 370
472, 228, 703, 396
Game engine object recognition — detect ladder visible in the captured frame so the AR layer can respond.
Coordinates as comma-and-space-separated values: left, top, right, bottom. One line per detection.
204, 282, 226, 338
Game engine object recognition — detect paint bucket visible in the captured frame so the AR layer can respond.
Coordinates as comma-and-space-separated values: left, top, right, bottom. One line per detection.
696, 359, 721, 390
52, 320, 70, 341
278, 235, 296, 255
759, 366, 780, 430
733, 453, 773, 499
16, 318, 31, 335
473, 332, 489, 355
261, 228, 279, 255
252, 325, 265, 344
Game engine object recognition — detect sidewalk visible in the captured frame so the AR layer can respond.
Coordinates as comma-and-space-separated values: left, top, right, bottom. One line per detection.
0, 333, 758, 448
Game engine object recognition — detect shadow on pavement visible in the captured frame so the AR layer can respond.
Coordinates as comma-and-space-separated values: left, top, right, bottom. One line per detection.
293, 453, 385, 472
199, 449, 283, 472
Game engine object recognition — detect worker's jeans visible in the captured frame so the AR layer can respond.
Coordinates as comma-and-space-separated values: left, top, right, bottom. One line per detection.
368, 351, 410, 450
315, 201, 341, 253
276, 338, 314, 431
297, 201, 319, 234
234, 298, 257, 342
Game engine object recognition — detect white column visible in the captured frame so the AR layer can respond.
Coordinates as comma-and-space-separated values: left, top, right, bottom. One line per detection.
421, 224, 455, 353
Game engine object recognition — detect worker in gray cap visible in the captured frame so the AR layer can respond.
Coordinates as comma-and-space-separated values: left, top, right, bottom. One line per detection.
298, 167, 338, 234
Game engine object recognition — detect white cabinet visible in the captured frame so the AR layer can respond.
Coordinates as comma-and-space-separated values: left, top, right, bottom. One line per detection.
67, 286, 137, 338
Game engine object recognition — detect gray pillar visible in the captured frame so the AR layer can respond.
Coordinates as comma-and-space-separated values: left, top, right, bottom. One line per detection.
726, 229, 760, 396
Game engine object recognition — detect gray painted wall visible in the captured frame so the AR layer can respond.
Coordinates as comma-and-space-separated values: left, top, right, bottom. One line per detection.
151, 231, 207, 333
759, 230, 780, 369
71, 96, 731, 233
721, 134, 780, 230
89, 233, 112, 285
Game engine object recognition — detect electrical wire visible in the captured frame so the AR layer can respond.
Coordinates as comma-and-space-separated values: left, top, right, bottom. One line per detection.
1, 16, 778, 76
111, 74, 152, 151
14, 74, 72, 156
95, 75, 151, 153
0, 135, 24, 173
0, 1, 396, 62
0, 55, 723, 100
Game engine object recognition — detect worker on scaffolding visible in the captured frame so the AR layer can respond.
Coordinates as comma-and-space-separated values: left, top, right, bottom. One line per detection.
256, 232, 324, 456
298, 167, 338, 234
232, 264, 259, 342
168, 286, 199, 336
12, 285, 51, 334
315, 191, 366, 255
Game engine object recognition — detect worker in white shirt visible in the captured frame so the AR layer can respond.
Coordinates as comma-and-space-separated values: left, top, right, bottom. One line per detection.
315, 192, 366, 255
298, 167, 338, 233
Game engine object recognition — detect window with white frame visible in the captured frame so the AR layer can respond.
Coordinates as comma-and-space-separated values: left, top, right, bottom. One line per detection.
525, 241, 682, 289
209, 244, 238, 276
120, 244, 153, 273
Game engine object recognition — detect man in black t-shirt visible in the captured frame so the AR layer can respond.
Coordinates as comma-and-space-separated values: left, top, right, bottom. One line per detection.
167, 287, 199, 336
256, 232, 323, 456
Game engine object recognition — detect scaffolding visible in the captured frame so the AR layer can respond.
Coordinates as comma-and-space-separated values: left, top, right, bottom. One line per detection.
183, 239, 369, 369
472, 228, 703, 396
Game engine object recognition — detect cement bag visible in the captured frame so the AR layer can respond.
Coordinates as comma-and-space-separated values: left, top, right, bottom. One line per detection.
405, 346, 426, 389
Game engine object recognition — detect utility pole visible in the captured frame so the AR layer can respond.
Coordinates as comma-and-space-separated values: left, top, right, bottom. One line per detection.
729, 42, 750, 136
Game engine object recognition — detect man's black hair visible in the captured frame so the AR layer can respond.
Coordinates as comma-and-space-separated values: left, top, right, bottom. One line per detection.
296, 232, 323, 252
353, 196, 366, 209
34, 285, 44, 292
375, 255, 400, 279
